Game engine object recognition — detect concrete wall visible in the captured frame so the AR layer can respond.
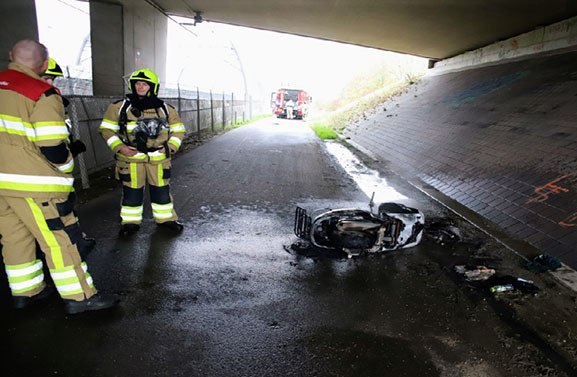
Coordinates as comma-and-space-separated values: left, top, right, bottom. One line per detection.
433, 16, 577, 74
0, 0, 38, 70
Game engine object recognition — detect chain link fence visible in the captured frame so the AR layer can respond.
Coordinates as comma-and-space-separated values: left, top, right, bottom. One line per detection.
56, 78, 270, 189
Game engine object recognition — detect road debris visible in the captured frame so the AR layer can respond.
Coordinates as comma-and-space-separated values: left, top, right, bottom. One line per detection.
424, 217, 462, 246
454, 265, 496, 281
526, 254, 562, 272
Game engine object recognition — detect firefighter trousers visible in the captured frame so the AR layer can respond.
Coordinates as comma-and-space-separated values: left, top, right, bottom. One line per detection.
116, 159, 178, 224
0, 195, 97, 301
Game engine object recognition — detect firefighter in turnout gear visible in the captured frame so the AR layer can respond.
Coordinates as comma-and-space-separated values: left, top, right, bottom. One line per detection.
99, 68, 186, 236
41, 57, 63, 85
0, 40, 119, 314
41, 58, 87, 158
40, 57, 93, 251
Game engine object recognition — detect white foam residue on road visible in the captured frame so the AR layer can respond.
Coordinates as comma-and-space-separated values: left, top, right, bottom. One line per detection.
325, 141, 407, 202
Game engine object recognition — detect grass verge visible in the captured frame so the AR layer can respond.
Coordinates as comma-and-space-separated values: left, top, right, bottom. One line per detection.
310, 121, 339, 140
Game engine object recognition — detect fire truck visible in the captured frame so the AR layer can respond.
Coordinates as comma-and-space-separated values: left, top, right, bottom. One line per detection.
271, 88, 311, 120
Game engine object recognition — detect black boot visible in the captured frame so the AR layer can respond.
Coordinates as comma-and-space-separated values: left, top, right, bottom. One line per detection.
63, 293, 120, 315
157, 221, 183, 232
13, 285, 55, 309
119, 223, 140, 237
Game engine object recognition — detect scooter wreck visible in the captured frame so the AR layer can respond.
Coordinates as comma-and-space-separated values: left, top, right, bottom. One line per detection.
294, 194, 425, 258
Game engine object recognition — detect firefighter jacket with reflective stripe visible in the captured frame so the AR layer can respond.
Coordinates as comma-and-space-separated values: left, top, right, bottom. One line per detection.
0, 62, 74, 199
99, 98, 186, 164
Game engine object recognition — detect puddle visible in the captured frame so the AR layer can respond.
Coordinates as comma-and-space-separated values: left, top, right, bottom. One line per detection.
325, 141, 407, 202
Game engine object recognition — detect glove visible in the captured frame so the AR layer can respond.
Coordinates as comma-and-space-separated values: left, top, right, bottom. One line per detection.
69, 140, 87, 157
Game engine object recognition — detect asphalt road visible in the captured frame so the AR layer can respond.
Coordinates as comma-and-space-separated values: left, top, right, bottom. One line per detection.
1, 118, 577, 377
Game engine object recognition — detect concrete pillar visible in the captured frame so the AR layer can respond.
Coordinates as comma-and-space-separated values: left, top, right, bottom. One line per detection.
122, 0, 168, 90
90, 1, 125, 96
0, 0, 39, 70
90, 0, 168, 96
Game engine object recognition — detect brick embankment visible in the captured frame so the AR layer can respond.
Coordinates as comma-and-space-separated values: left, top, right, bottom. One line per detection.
342, 49, 577, 268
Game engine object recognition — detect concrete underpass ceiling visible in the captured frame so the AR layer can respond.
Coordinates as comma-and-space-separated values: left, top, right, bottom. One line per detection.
149, 0, 577, 59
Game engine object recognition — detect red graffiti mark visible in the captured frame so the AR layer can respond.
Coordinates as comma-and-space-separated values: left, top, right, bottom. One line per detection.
559, 212, 577, 227
511, 39, 519, 48
526, 175, 569, 204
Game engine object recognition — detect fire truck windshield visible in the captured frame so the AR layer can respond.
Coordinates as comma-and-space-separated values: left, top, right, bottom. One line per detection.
284, 90, 299, 101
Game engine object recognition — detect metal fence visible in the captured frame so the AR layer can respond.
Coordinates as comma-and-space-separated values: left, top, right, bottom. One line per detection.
64, 87, 269, 189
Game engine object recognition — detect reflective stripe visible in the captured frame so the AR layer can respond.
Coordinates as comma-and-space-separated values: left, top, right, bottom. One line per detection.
157, 164, 164, 186
130, 163, 138, 189
5, 260, 43, 277
0, 173, 73, 185
149, 151, 168, 161
0, 173, 73, 193
50, 264, 88, 296
0, 116, 68, 141
99, 119, 120, 131
50, 268, 78, 281
34, 123, 69, 138
169, 136, 182, 147
125, 122, 138, 132
152, 202, 173, 219
26, 198, 64, 269
8, 272, 43, 284
121, 152, 147, 160
57, 159, 74, 173
0, 115, 35, 139
9, 274, 44, 293
151, 202, 173, 211
148, 150, 165, 157
153, 212, 173, 219
6, 260, 44, 294
170, 123, 186, 132
121, 215, 142, 221
106, 135, 121, 147
0, 181, 74, 192
107, 135, 124, 150
121, 205, 143, 222
121, 206, 144, 214
57, 282, 83, 295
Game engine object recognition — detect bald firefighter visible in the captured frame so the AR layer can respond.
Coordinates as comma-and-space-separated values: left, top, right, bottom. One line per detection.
0, 40, 118, 314
99, 69, 186, 236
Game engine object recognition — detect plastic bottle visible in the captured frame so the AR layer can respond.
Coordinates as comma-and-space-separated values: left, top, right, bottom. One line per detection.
490, 284, 515, 293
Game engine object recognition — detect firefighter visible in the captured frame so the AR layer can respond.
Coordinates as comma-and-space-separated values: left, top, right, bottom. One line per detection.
286, 98, 295, 119
40, 57, 87, 158
0, 39, 119, 314
40, 57, 63, 85
40, 57, 94, 257
99, 68, 186, 236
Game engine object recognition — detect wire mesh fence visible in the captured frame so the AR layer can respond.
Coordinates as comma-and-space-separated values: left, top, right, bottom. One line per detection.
56, 78, 270, 189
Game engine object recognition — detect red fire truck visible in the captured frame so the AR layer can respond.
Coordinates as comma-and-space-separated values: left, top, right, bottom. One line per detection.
271, 88, 311, 120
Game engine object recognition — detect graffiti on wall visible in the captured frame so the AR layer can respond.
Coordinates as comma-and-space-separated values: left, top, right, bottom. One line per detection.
526, 174, 577, 227
442, 71, 530, 107
560, 212, 577, 227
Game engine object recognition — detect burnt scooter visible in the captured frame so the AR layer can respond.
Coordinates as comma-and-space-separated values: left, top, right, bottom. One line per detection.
294, 195, 425, 258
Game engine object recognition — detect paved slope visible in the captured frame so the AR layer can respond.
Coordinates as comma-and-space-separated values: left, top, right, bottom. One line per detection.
344, 49, 577, 267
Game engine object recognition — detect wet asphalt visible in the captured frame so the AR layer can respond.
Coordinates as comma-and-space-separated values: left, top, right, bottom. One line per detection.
1, 118, 577, 377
